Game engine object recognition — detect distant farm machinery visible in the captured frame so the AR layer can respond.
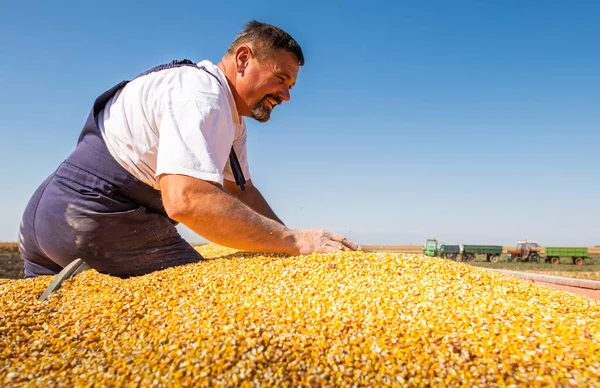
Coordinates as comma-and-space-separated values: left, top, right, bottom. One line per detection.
423, 239, 588, 265
507, 241, 588, 265
422, 240, 502, 262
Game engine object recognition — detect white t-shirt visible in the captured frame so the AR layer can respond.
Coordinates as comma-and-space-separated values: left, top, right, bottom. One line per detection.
98, 60, 250, 190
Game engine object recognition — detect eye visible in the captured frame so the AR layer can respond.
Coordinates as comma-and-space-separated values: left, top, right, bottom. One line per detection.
276, 75, 285, 84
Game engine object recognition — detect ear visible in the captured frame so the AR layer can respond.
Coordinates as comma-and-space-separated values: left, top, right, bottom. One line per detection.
235, 45, 253, 76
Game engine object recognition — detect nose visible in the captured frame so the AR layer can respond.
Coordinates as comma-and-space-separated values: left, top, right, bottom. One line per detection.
278, 86, 290, 102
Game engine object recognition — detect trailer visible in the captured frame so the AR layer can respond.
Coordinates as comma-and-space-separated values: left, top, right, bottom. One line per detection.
545, 247, 588, 265
439, 244, 460, 261
461, 245, 503, 262
422, 239, 461, 261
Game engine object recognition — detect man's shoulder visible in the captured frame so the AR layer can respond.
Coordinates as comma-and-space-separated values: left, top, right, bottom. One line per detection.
133, 61, 224, 104
165, 63, 222, 94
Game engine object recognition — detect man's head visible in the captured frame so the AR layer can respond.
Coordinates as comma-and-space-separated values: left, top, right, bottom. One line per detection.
221, 21, 304, 122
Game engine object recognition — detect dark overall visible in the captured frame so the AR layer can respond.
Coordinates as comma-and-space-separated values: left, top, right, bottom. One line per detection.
19, 60, 245, 278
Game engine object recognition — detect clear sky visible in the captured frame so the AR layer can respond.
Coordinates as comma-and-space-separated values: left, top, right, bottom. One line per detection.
0, 1, 598, 247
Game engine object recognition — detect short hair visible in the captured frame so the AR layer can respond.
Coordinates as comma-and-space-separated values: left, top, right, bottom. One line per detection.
227, 20, 304, 66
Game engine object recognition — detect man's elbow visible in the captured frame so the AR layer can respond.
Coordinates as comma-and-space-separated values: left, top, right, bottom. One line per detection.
160, 175, 223, 223
163, 199, 189, 223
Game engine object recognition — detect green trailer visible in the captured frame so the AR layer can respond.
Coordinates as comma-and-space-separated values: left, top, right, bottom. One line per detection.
422, 239, 461, 260
439, 244, 460, 261
461, 245, 503, 262
544, 247, 588, 265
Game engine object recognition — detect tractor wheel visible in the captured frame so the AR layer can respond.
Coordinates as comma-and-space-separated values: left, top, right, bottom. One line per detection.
529, 253, 540, 262
551, 257, 560, 265
575, 257, 584, 266
490, 255, 499, 263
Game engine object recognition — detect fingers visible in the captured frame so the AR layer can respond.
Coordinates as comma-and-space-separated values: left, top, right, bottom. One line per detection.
320, 238, 347, 254
320, 237, 361, 253
296, 229, 362, 255
325, 232, 361, 251
341, 238, 361, 251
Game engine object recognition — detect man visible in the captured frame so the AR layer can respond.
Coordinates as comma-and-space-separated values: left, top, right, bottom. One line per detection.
19, 20, 360, 279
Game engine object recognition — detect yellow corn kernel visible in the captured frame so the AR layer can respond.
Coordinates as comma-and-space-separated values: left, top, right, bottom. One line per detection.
0, 244, 598, 386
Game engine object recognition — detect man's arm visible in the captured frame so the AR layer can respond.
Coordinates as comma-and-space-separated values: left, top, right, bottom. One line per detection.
223, 179, 285, 225
159, 174, 360, 255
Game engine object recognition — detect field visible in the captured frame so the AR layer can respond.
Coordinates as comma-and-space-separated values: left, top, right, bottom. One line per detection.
2, 243, 599, 280
468, 256, 600, 280
362, 245, 424, 253
364, 245, 600, 281
0, 242, 18, 254
0, 243, 21, 279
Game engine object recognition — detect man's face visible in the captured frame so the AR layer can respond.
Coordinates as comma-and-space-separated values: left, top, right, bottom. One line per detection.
236, 48, 299, 122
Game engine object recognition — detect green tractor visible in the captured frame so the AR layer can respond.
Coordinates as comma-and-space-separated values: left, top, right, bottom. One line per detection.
422, 239, 460, 260
423, 239, 439, 257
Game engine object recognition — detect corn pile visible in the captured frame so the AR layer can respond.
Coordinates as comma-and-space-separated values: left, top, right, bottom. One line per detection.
1, 244, 599, 386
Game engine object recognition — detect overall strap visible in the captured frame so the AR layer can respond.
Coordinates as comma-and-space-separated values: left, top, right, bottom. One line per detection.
135, 59, 199, 78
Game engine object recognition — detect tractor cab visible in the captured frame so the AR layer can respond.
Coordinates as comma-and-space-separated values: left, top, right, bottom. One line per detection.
423, 239, 438, 257
508, 241, 541, 262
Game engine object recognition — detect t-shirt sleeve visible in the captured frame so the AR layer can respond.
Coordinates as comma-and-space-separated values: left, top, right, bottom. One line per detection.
155, 96, 234, 185
223, 120, 251, 183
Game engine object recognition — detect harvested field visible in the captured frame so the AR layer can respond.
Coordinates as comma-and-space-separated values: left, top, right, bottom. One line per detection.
527, 271, 600, 281
365, 246, 600, 281
0, 253, 23, 280
1, 244, 599, 386
2, 244, 600, 281
365, 246, 600, 255
363, 245, 422, 253
0, 243, 22, 279
364, 246, 521, 254
0, 242, 18, 254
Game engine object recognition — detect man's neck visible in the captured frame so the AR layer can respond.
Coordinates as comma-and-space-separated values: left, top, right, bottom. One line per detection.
217, 59, 250, 118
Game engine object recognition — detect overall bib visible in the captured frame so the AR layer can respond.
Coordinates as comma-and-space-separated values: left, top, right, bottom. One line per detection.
19, 60, 245, 278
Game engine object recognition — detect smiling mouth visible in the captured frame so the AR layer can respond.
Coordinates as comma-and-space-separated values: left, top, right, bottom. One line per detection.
265, 96, 279, 109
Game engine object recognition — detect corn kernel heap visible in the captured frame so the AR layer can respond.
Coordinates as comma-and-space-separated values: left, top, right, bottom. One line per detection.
1, 244, 599, 386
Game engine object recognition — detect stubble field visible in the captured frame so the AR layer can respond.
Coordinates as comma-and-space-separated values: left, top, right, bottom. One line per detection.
364, 245, 600, 281
2, 243, 600, 280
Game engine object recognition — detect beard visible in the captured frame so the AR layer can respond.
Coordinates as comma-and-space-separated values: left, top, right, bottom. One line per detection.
251, 94, 282, 123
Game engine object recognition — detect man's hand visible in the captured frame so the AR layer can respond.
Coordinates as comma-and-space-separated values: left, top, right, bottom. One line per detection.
291, 229, 361, 255
160, 174, 361, 256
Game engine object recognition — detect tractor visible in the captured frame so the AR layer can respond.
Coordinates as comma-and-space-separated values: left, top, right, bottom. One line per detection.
423, 239, 439, 257
422, 239, 460, 260
507, 241, 542, 262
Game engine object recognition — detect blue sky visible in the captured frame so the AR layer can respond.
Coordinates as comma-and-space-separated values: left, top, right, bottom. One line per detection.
1, 1, 598, 246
